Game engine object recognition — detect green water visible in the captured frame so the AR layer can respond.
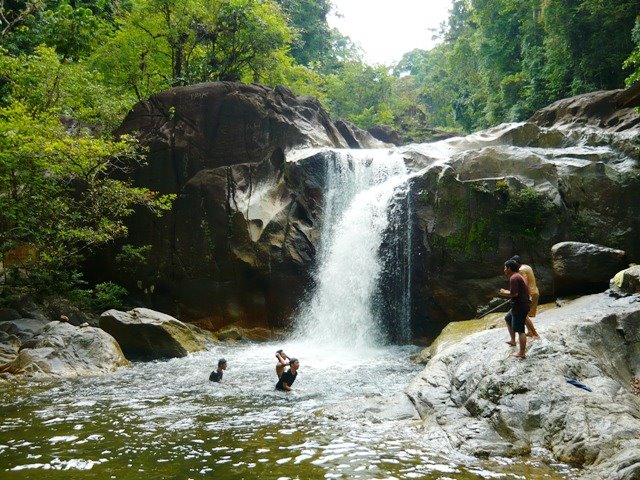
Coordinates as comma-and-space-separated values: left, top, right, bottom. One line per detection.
0, 342, 577, 479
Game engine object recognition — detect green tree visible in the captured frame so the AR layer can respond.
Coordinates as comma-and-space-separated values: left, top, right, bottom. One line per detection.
275, 0, 332, 66
0, 45, 173, 298
623, 17, 640, 86
324, 62, 394, 128
0, 103, 173, 297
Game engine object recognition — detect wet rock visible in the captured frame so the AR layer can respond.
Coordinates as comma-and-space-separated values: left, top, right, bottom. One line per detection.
99, 308, 211, 360
552, 241, 627, 296
407, 293, 640, 479
0, 321, 127, 378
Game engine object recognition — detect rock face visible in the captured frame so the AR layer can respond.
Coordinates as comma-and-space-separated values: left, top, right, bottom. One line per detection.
99, 82, 383, 330
529, 86, 640, 132
99, 308, 211, 360
368, 125, 402, 146
97, 82, 640, 337
552, 241, 628, 296
0, 321, 127, 378
406, 293, 640, 480
334, 120, 390, 148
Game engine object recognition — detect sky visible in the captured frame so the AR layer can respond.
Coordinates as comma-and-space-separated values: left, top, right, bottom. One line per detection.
328, 0, 453, 65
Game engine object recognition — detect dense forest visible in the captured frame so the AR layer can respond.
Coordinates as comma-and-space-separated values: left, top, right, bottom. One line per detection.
1, 0, 640, 305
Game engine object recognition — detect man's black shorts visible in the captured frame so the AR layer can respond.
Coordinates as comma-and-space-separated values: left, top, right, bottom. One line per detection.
505, 307, 527, 333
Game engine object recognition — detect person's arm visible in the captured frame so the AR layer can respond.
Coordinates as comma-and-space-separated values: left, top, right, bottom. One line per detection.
282, 382, 293, 391
499, 276, 518, 298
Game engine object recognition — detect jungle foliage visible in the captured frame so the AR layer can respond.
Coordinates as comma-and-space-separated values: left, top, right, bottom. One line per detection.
0, 0, 639, 301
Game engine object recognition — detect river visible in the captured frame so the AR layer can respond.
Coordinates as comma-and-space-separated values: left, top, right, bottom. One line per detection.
0, 342, 577, 479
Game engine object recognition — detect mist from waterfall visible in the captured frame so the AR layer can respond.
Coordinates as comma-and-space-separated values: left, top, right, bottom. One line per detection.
294, 149, 412, 353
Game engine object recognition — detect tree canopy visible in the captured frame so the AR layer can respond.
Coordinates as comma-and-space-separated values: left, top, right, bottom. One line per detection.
1, 0, 639, 302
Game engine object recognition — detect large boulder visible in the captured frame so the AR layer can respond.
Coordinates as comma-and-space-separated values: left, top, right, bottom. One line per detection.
0, 321, 127, 378
406, 293, 640, 479
95, 82, 385, 329
404, 114, 639, 334
552, 242, 628, 296
93, 82, 640, 337
529, 85, 640, 133
99, 308, 211, 360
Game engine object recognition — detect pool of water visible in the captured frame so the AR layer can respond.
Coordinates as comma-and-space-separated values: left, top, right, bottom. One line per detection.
0, 342, 577, 479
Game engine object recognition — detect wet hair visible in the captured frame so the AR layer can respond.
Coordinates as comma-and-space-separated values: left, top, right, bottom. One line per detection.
288, 358, 299, 366
510, 255, 522, 266
276, 349, 283, 354
218, 358, 227, 367
505, 259, 520, 272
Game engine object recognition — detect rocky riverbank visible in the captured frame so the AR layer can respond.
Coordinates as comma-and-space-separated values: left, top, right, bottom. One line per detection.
406, 289, 640, 480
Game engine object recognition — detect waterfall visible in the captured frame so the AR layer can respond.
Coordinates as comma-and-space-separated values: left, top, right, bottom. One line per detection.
294, 149, 412, 351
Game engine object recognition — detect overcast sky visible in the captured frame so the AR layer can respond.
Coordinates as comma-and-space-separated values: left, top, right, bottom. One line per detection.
328, 0, 453, 65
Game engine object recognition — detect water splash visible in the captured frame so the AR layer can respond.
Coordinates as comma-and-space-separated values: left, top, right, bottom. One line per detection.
294, 150, 411, 352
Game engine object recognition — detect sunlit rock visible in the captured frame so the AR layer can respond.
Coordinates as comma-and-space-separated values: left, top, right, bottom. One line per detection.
407, 293, 640, 479
100, 308, 211, 360
0, 321, 127, 378
610, 265, 640, 296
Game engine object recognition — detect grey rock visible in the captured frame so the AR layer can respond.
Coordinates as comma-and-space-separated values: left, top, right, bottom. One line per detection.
334, 119, 391, 148
0, 321, 127, 378
552, 241, 627, 296
0, 318, 50, 341
99, 308, 211, 360
406, 293, 640, 479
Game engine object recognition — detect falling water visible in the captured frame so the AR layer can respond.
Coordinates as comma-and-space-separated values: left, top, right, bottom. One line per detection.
295, 149, 412, 351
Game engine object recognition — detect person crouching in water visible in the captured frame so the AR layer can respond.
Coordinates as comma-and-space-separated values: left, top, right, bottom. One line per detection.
499, 259, 530, 359
209, 358, 227, 382
275, 358, 299, 391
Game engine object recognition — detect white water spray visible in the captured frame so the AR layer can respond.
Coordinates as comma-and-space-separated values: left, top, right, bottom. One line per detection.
294, 149, 412, 352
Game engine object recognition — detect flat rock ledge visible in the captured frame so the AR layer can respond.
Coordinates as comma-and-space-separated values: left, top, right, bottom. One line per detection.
100, 308, 212, 360
406, 293, 640, 480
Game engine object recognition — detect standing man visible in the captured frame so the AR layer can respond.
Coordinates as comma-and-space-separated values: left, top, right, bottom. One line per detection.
275, 358, 299, 392
499, 259, 530, 359
209, 358, 227, 382
511, 255, 540, 339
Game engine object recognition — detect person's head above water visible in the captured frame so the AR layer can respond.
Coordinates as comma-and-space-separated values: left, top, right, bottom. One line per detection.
288, 358, 299, 370
218, 358, 227, 369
